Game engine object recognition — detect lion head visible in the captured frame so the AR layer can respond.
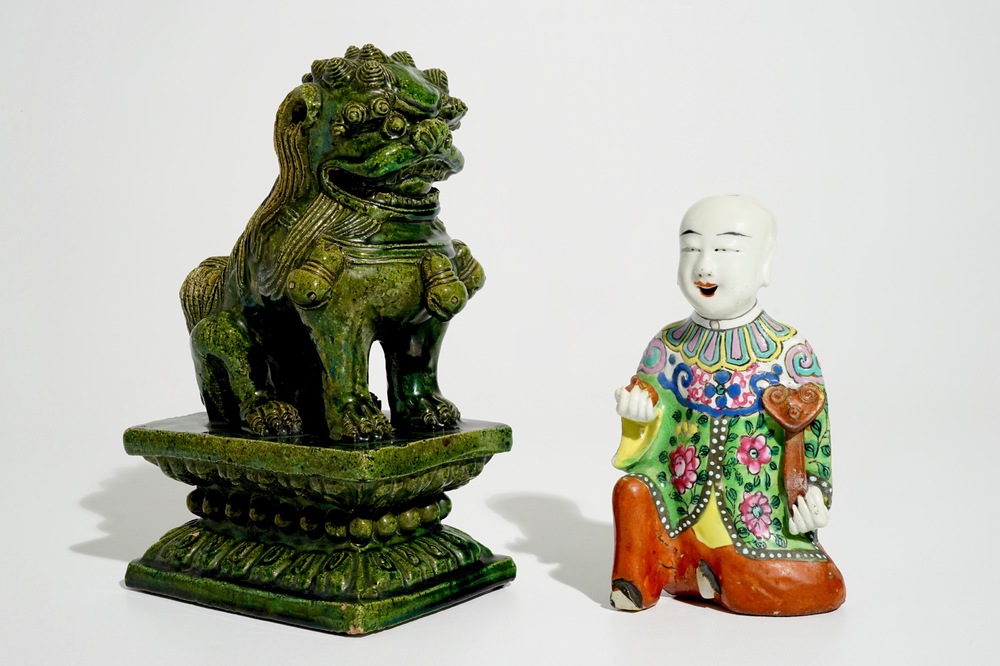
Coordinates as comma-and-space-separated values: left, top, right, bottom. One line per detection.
230, 45, 469, 296
265, 44, 468, 220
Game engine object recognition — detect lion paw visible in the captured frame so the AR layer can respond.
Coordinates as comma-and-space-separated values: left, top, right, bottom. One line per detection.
243, 400, 302, 436
396, 395, 461, 430
434, 398, 461, 425
340, 396, 393, 441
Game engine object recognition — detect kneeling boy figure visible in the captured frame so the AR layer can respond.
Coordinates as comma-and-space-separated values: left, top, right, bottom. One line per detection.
611, 196, 845, 616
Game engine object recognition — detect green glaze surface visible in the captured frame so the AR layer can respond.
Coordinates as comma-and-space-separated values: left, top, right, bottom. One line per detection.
125, 414, 511, 510
180, 44, 483, 442
126, 552, 515, 635
124, 46, 513, 634
124, 417, 515, 634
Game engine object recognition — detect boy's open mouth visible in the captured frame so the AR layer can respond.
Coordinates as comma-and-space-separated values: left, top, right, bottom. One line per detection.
694, 281, 718, 297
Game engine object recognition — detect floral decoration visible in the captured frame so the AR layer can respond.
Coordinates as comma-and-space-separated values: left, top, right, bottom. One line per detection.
674, 421, 698, 439
739, 491, 773, 540
669, 445, 700, 493
686, 364, 760, 410
736, 434, 771, 475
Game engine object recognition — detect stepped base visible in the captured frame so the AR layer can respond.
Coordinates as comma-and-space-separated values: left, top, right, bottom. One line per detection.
125, 521, 515, 634
123, 414, 515, 634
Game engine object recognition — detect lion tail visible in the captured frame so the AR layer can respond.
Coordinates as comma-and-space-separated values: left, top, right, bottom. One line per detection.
180, 256, 230, 332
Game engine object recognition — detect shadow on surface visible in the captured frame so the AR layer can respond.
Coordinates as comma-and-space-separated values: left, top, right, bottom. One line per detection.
72, 463, 191, 562
488, 493, 612, 607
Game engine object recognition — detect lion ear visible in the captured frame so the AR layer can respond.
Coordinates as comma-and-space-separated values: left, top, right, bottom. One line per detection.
277, 84, 321, 129
269, 84, 322, 205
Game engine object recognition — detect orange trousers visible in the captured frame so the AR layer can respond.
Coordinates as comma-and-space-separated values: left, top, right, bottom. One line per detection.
612, 476, 846, 616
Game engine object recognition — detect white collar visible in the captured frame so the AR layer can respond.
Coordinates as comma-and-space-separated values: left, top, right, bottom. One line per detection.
690, 302, 763, 331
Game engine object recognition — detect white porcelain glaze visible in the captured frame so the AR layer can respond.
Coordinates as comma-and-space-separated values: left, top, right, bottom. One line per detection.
677, 195, 775, 323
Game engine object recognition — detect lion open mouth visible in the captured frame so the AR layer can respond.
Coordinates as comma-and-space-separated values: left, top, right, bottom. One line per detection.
323, 158, 459, 213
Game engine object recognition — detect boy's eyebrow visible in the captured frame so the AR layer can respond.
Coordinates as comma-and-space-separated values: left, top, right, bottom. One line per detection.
680, 229, 701, 236
717, 231, 750, 237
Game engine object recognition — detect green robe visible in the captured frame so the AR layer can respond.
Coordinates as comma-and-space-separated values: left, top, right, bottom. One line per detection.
615, 311, 832, 560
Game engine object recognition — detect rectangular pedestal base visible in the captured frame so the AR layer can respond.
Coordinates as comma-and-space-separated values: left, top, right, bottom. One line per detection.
126, 552, 515, 635
122, 414, 515, 634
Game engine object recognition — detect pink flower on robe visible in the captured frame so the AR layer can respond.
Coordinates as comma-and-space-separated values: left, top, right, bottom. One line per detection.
739, 491, 772, 540
736, 435, 771, 475
669, 445, 700, 493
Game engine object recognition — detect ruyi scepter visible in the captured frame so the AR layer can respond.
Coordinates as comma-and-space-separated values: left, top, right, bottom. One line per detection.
762, 383, 830, 535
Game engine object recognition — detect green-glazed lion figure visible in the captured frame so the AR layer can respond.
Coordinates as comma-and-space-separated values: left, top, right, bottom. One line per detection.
180, 45, 485, 441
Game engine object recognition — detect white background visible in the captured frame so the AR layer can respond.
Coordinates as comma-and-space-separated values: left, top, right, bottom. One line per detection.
2, 1, 996, 663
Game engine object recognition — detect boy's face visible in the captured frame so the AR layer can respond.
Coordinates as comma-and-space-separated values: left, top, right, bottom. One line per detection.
677, 197, 775, 320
